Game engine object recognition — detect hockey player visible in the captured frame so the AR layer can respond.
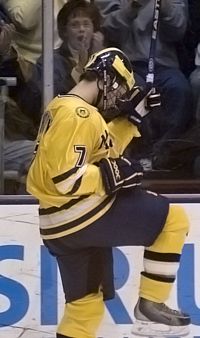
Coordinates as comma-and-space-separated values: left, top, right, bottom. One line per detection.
26, 47, 191, 337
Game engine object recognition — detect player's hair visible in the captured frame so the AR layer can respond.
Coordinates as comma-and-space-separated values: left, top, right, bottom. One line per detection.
80, 70, 97, 82
57, 0, 102, 40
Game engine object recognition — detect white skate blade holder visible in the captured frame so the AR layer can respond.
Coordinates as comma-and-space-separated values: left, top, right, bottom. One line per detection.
131, 319, 191, 337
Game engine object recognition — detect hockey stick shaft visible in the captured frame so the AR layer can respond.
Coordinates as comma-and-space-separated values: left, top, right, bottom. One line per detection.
146, 0, 162, 88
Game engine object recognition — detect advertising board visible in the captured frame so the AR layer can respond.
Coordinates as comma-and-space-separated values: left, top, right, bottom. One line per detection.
0, 203, 200, 337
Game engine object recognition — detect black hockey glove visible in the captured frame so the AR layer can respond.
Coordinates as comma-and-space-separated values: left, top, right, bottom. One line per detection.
116, 86, 160, 126
99, 156, 143, 195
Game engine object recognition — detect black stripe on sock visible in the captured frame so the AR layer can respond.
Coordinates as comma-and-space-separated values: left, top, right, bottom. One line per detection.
57, 334, 74, 338
144, 250, 180, 262
141, 271, 175, 283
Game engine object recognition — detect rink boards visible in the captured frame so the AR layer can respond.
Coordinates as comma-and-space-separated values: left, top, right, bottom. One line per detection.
0, 202, 200, 338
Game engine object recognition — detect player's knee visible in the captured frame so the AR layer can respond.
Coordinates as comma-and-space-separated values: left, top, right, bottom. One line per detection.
166, 205, 190, 234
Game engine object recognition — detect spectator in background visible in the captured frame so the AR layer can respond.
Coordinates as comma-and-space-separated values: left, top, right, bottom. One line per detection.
190, 43, 200, 121
0, 4, 21, 79
4, 97, 36, 169
186, 0, 200, 121
95, 0, 194, 162
0, 23, 15, 63
0, 4, 15, 64
0, 0, 67, 80
177, 0, 200, 78
18, 0, 105, 127
3, 97, 36, 194
0, 5, 35, 193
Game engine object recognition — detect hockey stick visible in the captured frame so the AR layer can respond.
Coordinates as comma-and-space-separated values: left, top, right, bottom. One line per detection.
145, 0, 162, 110
146, 0, 162, 89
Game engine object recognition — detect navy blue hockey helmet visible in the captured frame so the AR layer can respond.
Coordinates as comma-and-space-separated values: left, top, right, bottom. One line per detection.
84, 47, 135, 112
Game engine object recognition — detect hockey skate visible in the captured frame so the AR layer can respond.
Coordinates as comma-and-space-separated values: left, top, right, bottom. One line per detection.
131, 297, 190, 337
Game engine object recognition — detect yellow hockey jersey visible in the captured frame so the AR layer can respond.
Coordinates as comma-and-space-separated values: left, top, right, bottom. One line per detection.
27, 94, 140, 240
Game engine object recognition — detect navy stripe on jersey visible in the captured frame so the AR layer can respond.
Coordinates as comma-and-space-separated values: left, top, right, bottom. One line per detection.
39, 195, 89, 215
52, 167, 79, 184
68, 176, 83, 194
144, 250, 181, 262
40, 195, 113, 236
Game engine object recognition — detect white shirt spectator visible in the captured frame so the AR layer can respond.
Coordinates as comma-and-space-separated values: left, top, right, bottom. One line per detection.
1, 0, 67, 78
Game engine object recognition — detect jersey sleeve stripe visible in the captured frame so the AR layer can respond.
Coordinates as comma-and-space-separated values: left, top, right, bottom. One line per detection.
52, 167, 79, 184
67, 176, 83, 195
54, 165, 88, 194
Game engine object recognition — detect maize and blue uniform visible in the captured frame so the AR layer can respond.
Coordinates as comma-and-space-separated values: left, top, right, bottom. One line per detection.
27, 94, 189, 338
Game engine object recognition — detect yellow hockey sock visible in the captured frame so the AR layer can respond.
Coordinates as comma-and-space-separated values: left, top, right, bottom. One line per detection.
139, 204, 189, 303
57, 291, 104, 338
